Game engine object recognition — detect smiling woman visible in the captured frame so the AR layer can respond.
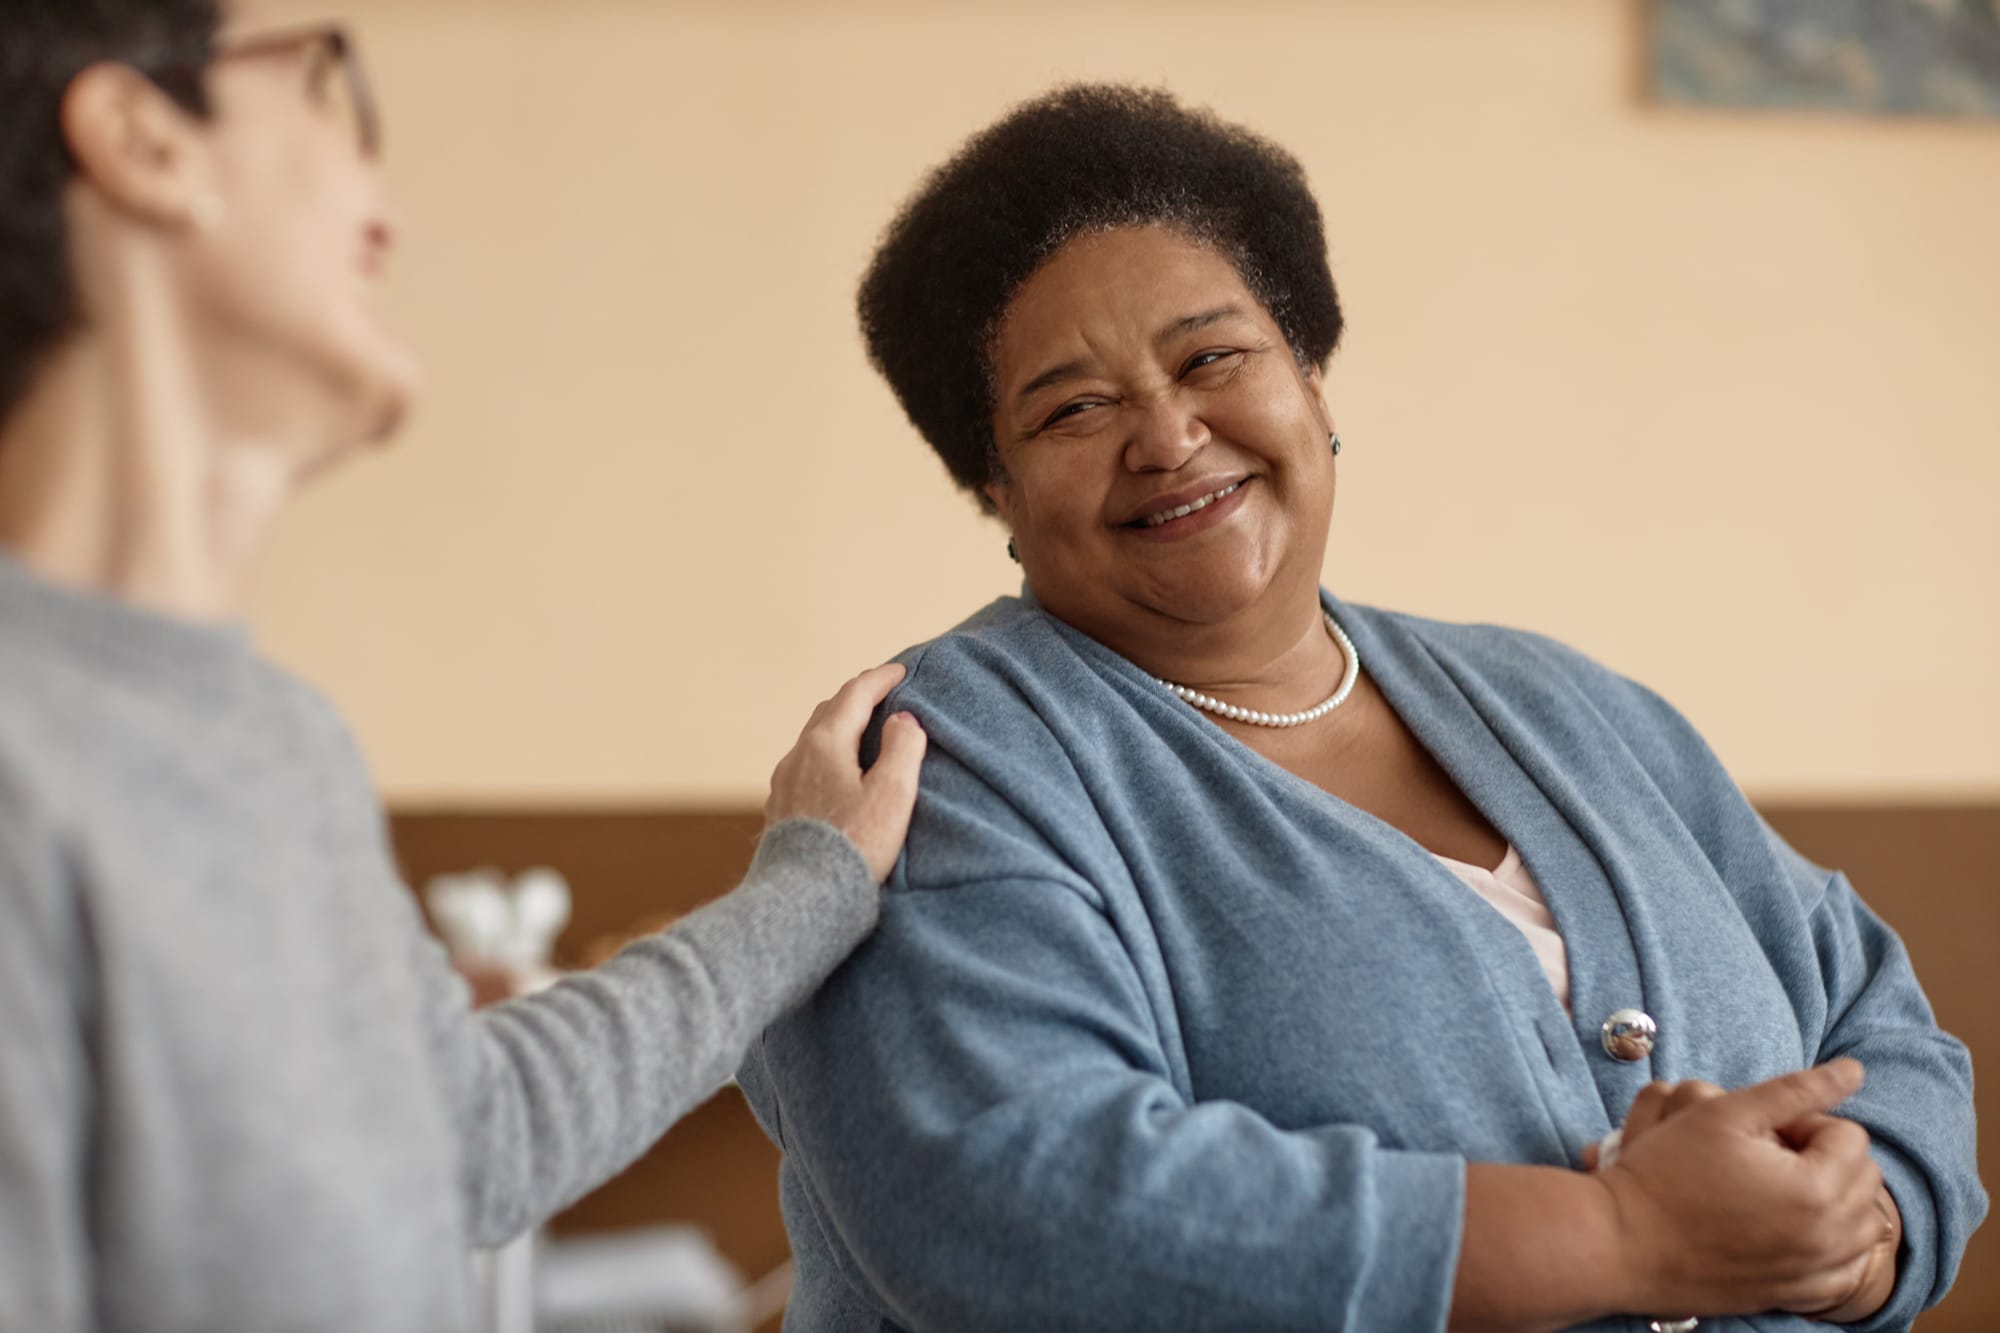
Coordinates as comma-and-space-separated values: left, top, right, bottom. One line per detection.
984, 227, 1343, 715
737, 84, 1986, 1332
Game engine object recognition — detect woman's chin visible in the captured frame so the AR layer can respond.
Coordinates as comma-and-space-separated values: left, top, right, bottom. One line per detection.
288, 357, 420, 486
363, 368, 418, 444
340, 341, 423, 446
1134, 573, 1284, 628
1132, 546, 1292, 626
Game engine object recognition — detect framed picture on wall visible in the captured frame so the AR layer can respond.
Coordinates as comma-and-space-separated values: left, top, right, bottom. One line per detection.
1653, 0, 2000, 119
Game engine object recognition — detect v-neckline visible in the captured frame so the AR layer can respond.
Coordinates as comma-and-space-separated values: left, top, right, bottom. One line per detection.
1043, 594, 1613, 965
1434, 844, 1522, 880
1325, 597, 1642, 982
1025, 589, 1648, 1015
1027, 590, 1657, 1145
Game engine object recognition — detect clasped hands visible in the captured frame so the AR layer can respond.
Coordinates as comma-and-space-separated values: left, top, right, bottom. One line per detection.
1583, 1058, 1901, 1324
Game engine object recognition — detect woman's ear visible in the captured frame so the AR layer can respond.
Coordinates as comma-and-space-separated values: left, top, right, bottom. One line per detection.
60, 61, 218, 231
1302, 361, 1335, 439
981, 476, 1015, 525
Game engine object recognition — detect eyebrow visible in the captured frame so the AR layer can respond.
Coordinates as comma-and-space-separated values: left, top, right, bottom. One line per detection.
1010, 304, 1249, 410
1014, 358, 1091, 408
1160, 304, 1245, 341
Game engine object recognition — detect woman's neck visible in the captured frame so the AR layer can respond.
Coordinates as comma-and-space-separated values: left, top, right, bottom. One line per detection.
1164, 600, 1347, 717
0, 319, 295, 623
1048, 580, 1346, 720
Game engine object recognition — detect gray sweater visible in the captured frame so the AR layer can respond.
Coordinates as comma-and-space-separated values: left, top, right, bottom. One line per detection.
0, 554, 879, 1332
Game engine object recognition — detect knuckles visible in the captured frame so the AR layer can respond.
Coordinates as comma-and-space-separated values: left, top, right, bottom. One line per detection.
1672, 1080, 1723, 1108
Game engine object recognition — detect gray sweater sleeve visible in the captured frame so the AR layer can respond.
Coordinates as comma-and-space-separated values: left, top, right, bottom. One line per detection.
413, 817, 879, 1244
0, 774, 92, 1332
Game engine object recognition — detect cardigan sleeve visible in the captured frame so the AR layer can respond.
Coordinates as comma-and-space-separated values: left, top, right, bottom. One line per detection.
1779, 841, 1986, 1331
412, 818, 881, 1244
1528, 634, 1986, 1326
275, 676, 885, 1246
754, 743, 1466, 1332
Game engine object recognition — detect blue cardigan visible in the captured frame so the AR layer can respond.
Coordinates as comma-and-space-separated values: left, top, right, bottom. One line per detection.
739, 594, 1984, 1331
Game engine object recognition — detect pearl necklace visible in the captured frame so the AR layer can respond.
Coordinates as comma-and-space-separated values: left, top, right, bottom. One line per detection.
1150, 611, 1360, 728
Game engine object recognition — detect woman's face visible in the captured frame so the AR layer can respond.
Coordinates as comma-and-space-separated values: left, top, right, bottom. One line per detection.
177, 3, 416, 463
984, 225, 1336, 649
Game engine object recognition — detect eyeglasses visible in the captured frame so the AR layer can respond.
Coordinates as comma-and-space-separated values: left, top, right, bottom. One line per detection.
209, 23, 381, 158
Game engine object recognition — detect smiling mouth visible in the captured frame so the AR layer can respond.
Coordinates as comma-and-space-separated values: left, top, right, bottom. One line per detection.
1131, 479, 1245, 529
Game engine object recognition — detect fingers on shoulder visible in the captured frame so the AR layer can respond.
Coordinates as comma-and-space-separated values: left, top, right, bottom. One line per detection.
833, 662, 908, 716
859, 717, 927, 825
801, 662, 910, 741
874, 711, 928, 771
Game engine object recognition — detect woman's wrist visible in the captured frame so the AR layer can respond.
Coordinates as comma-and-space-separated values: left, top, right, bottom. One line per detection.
1809, 1184, 1902, 1324
1452, 1164, 1635, 1331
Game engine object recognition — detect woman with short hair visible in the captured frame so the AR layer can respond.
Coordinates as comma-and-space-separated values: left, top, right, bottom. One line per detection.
741, 84, 1983, 1331
0, 3, 924, 1329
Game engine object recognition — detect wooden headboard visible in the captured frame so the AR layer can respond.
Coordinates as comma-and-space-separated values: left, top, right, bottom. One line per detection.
390, 803, 1998, 1331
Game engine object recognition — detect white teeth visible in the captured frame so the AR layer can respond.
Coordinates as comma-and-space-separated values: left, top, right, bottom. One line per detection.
1142, 481, 1240, 528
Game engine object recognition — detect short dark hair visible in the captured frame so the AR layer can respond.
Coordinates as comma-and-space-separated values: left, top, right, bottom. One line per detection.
0, 0, 220, 426
857, 83, 1344, 511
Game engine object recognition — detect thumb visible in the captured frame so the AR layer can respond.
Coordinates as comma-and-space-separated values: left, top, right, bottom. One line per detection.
850, 715, 926, 881
862, 712, 927, 798
1730, 1059, 1865, 1130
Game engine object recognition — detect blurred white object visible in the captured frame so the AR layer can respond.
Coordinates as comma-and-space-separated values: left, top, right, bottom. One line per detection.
469, 1232, 537, 1333
427, 870, 513, 962
537, 1225, 759, 1333
504, 867, 573, 984
473, 1225, 783, 1333
425, 866, 573, 992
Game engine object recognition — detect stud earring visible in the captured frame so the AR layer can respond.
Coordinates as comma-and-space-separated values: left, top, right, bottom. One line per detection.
1007, 537, 1020, 563
1329, 431, 1342, 457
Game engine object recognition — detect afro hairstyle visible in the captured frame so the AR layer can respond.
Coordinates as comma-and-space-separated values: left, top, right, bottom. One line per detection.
856, 83, 1344, 512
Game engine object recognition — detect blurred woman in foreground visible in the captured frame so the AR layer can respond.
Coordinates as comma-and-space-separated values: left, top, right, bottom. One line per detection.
0, 3, 923, 1329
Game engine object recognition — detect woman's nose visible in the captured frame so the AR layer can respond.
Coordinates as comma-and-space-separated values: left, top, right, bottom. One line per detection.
1121, 395, 1209, 472
360, 174, 401, 269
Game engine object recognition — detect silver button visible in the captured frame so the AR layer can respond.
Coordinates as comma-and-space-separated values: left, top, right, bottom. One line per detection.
1601, 1008, 1657, 1062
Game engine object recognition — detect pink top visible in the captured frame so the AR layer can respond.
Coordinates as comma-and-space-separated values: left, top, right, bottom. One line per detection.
1431, 846, 1571, 1012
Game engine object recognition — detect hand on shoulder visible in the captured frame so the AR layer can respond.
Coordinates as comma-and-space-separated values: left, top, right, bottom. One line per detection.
766, 663, 927, 883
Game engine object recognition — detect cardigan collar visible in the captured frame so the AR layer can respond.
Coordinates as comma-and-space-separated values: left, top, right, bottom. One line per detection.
1013, 584, 1664, 1134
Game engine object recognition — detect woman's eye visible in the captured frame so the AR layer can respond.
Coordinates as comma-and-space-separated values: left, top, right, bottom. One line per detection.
304, 48, 335, 101
1040, 401, 1097, 431
1182, 349, 1241, 377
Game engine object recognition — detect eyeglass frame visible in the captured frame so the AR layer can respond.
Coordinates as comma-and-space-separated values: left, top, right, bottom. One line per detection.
141, 22, 382, 158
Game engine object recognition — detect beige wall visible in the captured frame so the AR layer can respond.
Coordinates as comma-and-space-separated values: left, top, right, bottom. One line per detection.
250, 0, 2000, 805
